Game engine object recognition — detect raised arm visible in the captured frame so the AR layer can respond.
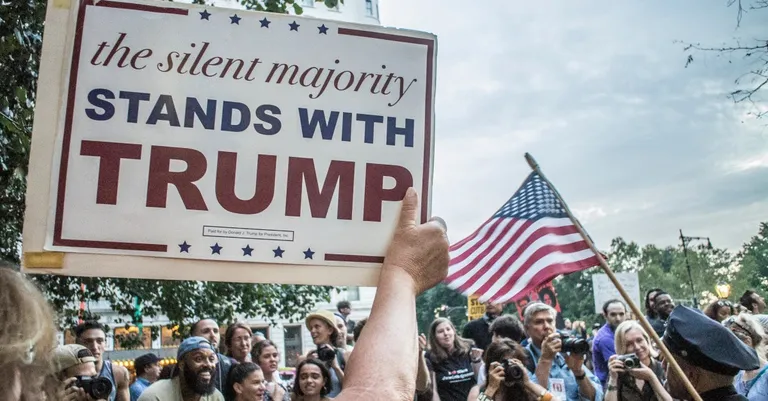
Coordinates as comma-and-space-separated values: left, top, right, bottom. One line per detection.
335, 188, 449, 401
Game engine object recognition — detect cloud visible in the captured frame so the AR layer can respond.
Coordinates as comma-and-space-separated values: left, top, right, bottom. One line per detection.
380, 0, 768, 251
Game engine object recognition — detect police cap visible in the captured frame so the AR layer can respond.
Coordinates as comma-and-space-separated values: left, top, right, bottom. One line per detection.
662, 305, 760, 375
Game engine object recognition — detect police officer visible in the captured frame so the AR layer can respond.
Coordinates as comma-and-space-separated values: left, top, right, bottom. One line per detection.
662, 305, 760, 400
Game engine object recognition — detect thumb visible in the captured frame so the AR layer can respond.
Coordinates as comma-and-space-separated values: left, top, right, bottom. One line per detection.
398, 187, 419, 228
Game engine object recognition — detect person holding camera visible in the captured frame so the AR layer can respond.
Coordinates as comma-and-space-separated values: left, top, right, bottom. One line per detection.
55, 344, 112, 401
603, 321, 671, 401
468, 339, 559, 401
522, 302, 602, 401
301, 309, 349, 398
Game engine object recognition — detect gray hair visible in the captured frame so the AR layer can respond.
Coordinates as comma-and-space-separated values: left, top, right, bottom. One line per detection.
523, 302, 557, 328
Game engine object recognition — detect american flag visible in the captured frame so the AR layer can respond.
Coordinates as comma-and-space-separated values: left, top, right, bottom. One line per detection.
445, 172, 600, 304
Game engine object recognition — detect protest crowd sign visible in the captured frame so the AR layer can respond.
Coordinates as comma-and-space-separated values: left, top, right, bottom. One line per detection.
22, 0, 436, 286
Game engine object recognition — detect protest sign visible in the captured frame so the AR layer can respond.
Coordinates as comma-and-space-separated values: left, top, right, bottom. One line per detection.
592, 272, 640, 314
467, 295, 485, 320
21, 0, 436, 286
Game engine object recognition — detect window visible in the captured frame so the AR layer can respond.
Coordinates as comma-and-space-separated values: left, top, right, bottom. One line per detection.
346, 286, 360, 301
161, 326, 181, 348
365, 0, 373, 16
113, 326, 152, 350
283, 326, 303, 367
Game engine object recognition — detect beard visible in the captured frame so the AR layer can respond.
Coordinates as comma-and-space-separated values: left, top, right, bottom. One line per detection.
182, 363, 216, 395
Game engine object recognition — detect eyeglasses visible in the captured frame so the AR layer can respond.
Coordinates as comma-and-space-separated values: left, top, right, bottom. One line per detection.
717, 300, 732, 308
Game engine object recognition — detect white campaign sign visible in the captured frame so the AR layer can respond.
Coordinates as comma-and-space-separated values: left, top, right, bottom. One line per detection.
592, 272, 641, 313
40, 0, 436, 271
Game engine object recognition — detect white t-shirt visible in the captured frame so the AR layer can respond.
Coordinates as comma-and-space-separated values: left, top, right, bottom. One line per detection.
137, 378, 224, 401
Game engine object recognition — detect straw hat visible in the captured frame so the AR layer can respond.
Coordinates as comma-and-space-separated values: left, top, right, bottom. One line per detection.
305, 310, 338, 335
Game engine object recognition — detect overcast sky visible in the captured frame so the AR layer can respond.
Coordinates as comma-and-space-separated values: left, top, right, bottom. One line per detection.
195, 0, 766, 252
373, 1, 768, 252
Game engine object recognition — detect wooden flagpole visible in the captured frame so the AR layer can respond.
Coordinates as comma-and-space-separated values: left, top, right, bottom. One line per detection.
524, 153, 702, 401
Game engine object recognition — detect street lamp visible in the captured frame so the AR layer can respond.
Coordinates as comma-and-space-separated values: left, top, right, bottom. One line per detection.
715, 282, 731, 299
679, 229, 713, 307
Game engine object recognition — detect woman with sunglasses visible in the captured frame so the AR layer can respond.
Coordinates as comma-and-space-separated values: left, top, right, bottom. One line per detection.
704, 299, 734, 323
723, 314, 768, 400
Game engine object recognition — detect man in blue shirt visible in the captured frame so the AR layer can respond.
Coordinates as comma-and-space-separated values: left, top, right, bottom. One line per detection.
523, 302, 602, 401
591, 299, 627, 388
130, 353, 161, 401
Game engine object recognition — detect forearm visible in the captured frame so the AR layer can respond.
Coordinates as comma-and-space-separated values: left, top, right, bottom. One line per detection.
523, 381, 549, 399
415, 351, 430, 392
535, 360, 551, 389
336, 268, 417, 401
471, 361, 482, 379
603, 380, 618, 401
576, 377, 596, 401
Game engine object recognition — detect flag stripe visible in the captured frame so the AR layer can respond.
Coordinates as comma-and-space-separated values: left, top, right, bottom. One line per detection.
447, 217, 512, 266
480, 255, 600, 304
446, 219, 529, 282
479, 243, 594, 300
447, 218, 574, 286
443, 171, 599, 303
458, 230, 586, 295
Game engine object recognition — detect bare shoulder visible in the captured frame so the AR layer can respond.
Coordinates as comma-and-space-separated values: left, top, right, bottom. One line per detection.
114, 363, 131, 383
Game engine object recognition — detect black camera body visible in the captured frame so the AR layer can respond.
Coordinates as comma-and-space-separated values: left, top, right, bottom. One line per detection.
617, 353, 641, 369
74, 376, 113, 399
558, 331, 590, 354
316, 346, 336, 363
500, 359, 524, 384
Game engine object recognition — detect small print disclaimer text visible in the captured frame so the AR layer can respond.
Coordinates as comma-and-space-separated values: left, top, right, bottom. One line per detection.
202, 226, 294, 241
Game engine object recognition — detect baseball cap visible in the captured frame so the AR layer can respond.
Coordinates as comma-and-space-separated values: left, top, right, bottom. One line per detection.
55, 344, 97, 372
178, 336, 216, 359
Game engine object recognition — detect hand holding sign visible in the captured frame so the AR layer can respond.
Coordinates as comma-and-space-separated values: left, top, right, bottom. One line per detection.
383, 188, 449, 295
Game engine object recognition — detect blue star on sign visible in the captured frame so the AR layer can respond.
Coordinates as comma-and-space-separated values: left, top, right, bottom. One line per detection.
199, 9, 211, 20
289, 21, 300, 31
210, 243, 223, 255
259, 17, 271, 28
318, 24, 329, 34
178, 241, 191, 253
303, 248, 315, 260
242, 245, 253, 256
230, 14, 241, 24
273, 246, 285, 258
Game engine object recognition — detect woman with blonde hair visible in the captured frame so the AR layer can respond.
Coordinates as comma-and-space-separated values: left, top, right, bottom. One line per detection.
425, 317, 482, 401
723, 313, 768, 400
0, 265, 59, 400
604, 320, 672, 401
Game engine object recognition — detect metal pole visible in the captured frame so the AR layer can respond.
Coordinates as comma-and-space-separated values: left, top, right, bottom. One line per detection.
679, 229, 697, 307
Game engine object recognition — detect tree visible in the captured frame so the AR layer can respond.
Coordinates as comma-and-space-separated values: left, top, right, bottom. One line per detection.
682, 0, 767, 118
0, 0, 342, 348
32, 274, 336, 348
416, 283, 468, 334
732, 222, 768, 296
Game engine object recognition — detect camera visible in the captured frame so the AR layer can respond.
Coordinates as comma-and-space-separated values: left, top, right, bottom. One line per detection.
558, 331, 590, 354
316, 346, 336, 363
500, 359, 524, 384
74, 376, 113, 400
617, 353, 641, 369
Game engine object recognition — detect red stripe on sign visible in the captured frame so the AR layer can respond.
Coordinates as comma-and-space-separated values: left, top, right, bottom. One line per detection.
94, 0, 189, 15
324, 254, 385, 263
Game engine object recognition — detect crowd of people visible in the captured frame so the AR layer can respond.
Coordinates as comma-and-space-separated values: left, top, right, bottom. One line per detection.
2, 189, 768, 401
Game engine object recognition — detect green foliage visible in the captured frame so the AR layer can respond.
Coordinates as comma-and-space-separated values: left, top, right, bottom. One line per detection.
555, 237, 737, 325
732, 222, 768, 296
0, 0, 45, 264
32, 274, 333, 345
416, 283, 468, 334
